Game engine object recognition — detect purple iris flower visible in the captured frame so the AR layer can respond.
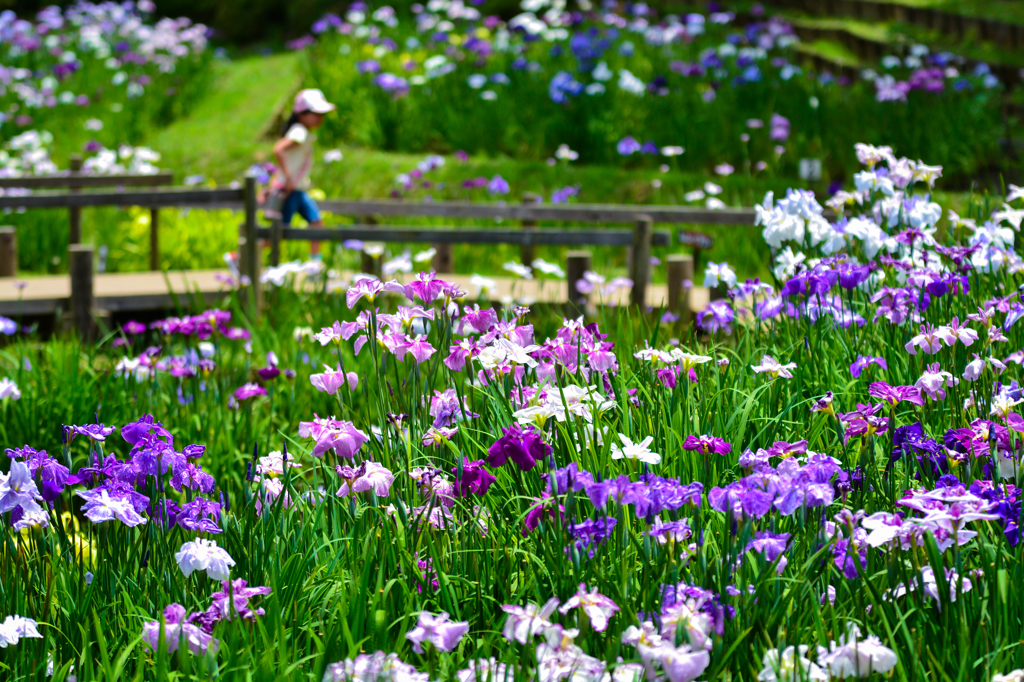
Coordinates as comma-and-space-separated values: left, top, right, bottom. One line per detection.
757, 295, 784, 320
891, 422, 945, 477
234, 383, 267, 401
837, 263, 871, 290
176, 497, 223, 534
76, 486, 148, 526
869, 381, 925, 407
132, 438, 183, 477
850, 355, 887, 378
544, 462, 595, 495
522, 492, 564, 536
549, 71, 584, 103
65, 422, 116, 443
617, 136, 641, 155
486, 425, 550, 472
746, 531, 790, 562
782, 268, 837, 298
169, 463, 216, 494
122, 415, 174, 448
681, 434, 731, 456
639, 475, 703, 516
0, 460, 42, 515
452, 458, 497, 497
586, 474, 643, 509
696, 300, 735, 335
568, 517, 617, 558
486, 175, 509, 195
969, 480, 1021, 546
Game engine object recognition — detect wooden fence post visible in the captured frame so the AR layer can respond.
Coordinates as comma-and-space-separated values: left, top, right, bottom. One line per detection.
241, 176, 261, 313
565, 250, 591, 318
629, 216, 652, 308
270, 218, 283, 267
431, 242, 454, 273
520, 193, 540, 268
666, 254, 693, 316
0, 227, 16, 277
69, 154, 82, 245
69, 244, 94, 341
149, 208, 160, 271
357, 215, 383, 277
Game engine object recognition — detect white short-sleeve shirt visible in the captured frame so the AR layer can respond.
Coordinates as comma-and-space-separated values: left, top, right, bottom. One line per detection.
274, 123, 315, 190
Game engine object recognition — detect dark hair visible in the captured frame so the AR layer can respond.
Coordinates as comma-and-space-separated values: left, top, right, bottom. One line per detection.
281, 111, 301, 137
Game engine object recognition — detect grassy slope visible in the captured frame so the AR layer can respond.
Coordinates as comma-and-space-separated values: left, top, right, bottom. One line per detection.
139, 51, 797, 280
135, 48, 991, 284
146, 52, 302, 183
887, 0, 1024, 26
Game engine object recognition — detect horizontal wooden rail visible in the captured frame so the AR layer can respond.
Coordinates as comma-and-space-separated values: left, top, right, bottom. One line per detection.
256, 225, 672, 246
0, 187, 245, 209
0, 188, 756, 225
317, 199, 756, 225
0, 171, 174, 190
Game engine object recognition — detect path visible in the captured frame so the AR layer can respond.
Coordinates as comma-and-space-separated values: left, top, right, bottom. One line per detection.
0, 270, 708, 317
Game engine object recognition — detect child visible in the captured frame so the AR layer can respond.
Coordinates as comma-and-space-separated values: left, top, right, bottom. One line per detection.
268, 88, 335, 254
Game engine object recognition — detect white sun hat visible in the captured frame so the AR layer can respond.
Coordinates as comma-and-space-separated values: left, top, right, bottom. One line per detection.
293, 88, 336, 114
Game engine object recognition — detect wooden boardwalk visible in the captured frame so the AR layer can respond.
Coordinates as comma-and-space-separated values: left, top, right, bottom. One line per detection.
0, 270, 708, 317
0, 270, 229, 316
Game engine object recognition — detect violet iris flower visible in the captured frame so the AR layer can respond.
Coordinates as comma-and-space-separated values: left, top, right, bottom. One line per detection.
568, 517, 617, 558
430, 389, 479, 427
404, 272, 447, 304
0, 461, 43, 516
522, 492, 563, 536
850, 355, 887, 378
617, 136, 641, 155
405, 611, 469, 653
452, 458, 497, 497
681, 435, 731, 456
176, 497, 223, 534
837, 263, 871, 289
544, 462, 595, 495
746, 531, 790, 563
6, 445, 68, 502
122, 414, 174, 448
558, 584, 620, 632
170, 463, 216, 494
487, 424, 550, 472
76, 487, 148, 526
696, 300, 735, 335
869, 381, 925, 407
310, 365, 349, 394
299, 416, 369, 458
188, 580, 272, 633
65, 422, 116, 443
234, 383, 267, 401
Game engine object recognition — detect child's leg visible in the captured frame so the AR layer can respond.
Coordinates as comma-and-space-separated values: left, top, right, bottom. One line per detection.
297, 191, 323, 256
309, 220, 323, 256
264, 191, 297, 250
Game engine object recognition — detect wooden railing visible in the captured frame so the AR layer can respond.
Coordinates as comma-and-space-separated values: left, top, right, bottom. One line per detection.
0, 153, 174, 271
0, 176, 759, 333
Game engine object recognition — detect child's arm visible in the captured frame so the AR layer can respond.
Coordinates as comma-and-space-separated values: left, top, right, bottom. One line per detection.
273, 137, 299, 192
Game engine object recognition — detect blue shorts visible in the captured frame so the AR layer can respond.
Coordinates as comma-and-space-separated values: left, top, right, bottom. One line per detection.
281, 190, 321, 225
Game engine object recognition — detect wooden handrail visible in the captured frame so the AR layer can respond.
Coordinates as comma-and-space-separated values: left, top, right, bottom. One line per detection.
0, 187, 245, 209
0, 171, 174, 190
0, 188, 756, 224
255, 225, 672, 246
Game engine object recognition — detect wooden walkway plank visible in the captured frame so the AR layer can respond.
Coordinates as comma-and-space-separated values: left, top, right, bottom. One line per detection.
0, 269, 708, 316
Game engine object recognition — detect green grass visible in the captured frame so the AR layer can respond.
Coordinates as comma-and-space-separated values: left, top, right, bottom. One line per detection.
782, 12, 1024, 70
146, 53, 302, 183
883, 0, 1024, 26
